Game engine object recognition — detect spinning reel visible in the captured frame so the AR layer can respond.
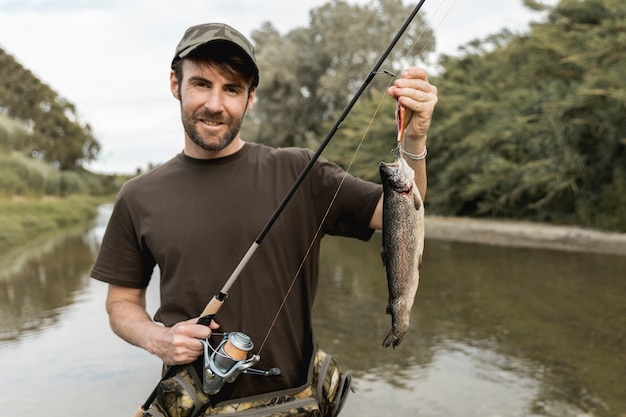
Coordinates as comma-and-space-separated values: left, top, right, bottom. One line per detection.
200, 332, 281, 395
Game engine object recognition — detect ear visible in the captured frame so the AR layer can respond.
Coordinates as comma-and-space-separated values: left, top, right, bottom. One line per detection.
170, 70, 180, 100
246, 88, 256, 112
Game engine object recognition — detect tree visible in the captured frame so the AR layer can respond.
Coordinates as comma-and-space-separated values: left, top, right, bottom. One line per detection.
245, 0, 434, 149
426, 0, 626, 231
0, 48, 100, 170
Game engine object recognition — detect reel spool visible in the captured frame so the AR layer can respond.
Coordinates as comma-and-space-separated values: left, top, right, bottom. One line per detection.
201, 332, 279, 395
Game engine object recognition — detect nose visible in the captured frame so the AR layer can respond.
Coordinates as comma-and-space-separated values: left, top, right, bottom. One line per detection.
204, 90, 225, 113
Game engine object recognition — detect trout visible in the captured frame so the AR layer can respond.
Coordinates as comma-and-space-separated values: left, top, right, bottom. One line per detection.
379, 155, 424, 348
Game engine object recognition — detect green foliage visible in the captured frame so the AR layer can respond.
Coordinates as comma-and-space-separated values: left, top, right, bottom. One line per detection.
322, 87, 400, 182
0, 49, 128, 200
0, 48, 100, 170
2, 0, 624, 234
246, 0, 434, 148
0, 197, 104, 254
0, 151, 127, 198
0, 152, 57, 197
425, 0, 626, 231
0, 113, 30, 152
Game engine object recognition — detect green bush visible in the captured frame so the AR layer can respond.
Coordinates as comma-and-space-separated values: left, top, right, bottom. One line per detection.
0, 197, 104, 254
59, 170, 88, 195
0, 113, 28, 152
0, 151, 128, 198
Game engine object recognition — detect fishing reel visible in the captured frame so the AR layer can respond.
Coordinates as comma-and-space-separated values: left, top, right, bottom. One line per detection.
200, 332, 281, 395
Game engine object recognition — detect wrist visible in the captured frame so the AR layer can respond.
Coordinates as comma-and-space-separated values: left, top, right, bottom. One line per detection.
399, 142, 427, 161
401, 134, 426, 150
144, 323, 168, 357
401, 132, 427, 145
401, 129, 426, 151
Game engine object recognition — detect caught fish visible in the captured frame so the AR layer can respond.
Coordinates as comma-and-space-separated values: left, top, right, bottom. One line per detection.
379, 154, 425, 348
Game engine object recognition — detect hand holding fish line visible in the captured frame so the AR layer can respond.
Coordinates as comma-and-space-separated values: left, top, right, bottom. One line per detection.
389, 67, 438, 142
385, 67, 437, 204
388, 68, 437, 203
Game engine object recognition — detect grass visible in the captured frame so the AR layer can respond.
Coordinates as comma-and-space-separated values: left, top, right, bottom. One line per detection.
0, 196, 112, 255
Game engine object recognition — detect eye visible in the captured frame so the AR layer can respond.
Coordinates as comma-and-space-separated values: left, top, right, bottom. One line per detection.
188, 77, 211, 89
225, 85, 243, 95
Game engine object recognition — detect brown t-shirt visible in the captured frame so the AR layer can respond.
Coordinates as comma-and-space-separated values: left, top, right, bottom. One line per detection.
91, 142, 381, 402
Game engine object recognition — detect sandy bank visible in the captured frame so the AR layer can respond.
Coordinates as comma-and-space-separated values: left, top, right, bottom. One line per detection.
425, 216, 626, 256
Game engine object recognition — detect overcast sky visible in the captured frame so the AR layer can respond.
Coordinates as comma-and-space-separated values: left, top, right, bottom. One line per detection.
0, 0, 552, 174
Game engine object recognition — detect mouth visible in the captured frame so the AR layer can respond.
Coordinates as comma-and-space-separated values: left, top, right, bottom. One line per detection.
199, 118, 224, 127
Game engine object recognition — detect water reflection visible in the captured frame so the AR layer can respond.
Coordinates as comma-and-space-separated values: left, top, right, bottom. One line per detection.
0, 209, 624, 417
315, 236, 626, 417
0, 230, 98, 345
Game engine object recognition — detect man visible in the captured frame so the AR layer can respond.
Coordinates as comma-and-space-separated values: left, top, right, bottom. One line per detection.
91, 23, 437, 412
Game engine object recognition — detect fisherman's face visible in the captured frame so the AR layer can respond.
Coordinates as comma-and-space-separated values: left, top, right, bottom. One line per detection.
170, 60, 255, 157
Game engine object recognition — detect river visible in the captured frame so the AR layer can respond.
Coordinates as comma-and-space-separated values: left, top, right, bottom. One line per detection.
0, 204, 624, 416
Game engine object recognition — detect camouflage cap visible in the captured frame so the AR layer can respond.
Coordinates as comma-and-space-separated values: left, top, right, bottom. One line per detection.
172, 23, 258, 85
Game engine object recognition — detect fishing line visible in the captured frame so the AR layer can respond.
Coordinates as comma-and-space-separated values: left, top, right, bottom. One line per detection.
194, 0, 430, 321
257, 0, 459, 354
408, 0, 458, 59
257, 3, 459, 354
257, 75, 396, 355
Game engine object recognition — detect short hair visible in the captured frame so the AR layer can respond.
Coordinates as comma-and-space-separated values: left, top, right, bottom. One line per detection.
172, 41, 258, 90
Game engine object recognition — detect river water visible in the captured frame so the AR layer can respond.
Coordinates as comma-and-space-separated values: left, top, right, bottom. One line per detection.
0, 204, 624, 417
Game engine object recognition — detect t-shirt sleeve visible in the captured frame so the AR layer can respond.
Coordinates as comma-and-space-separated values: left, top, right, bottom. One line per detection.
90, 189, 155, 289
311, 153, 382, 240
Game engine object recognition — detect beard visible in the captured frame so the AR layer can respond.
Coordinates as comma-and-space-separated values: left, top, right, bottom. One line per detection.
182, 107, 245, 152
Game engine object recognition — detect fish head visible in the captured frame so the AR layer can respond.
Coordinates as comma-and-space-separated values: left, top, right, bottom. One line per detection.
379, 156, 415, 193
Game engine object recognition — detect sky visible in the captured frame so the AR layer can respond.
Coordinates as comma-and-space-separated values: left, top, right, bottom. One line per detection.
0, 0, 553, 174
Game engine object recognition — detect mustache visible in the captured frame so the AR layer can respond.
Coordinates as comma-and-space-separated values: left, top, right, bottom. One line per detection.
195, 110, 226, 123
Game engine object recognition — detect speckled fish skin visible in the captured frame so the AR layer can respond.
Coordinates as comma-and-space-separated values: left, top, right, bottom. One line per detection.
379, 155, 424, 348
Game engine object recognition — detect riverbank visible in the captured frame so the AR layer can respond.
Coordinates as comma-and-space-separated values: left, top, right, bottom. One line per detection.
425, 216, 626, 256
2, 198, 624, 258
0, 196, 112, 255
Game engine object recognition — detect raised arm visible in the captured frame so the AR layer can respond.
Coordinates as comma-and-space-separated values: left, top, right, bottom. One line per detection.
369, 67, 438, 230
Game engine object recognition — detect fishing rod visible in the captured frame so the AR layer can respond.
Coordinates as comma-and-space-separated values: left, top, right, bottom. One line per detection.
136, 1, 426, 413
196, 0, 427, 325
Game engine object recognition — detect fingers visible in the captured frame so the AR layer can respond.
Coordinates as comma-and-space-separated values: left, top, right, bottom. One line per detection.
184, 317, 216, 337
158, 318, 217, 365
387, 67, 438, 139
388, 68, 437, 108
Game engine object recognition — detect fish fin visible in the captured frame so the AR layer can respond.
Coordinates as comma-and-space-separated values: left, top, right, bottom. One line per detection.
382, 331, 402, 349
380, 246, 386, 267
412, 185, 423, 210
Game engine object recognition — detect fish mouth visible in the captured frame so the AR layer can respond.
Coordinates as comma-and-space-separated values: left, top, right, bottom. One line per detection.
379, 160, 414, 193
395, 184, 413, 194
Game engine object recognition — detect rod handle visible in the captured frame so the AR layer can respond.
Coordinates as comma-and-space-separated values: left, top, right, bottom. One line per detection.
197, 294, 224, 325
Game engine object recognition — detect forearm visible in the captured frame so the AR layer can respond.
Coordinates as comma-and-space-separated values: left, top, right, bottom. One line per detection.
386, 66, 436, 200
106, 295, 166, 356
105, 284, 214, 365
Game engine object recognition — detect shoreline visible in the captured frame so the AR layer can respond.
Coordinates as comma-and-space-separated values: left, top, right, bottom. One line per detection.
425, 216, 626, 256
